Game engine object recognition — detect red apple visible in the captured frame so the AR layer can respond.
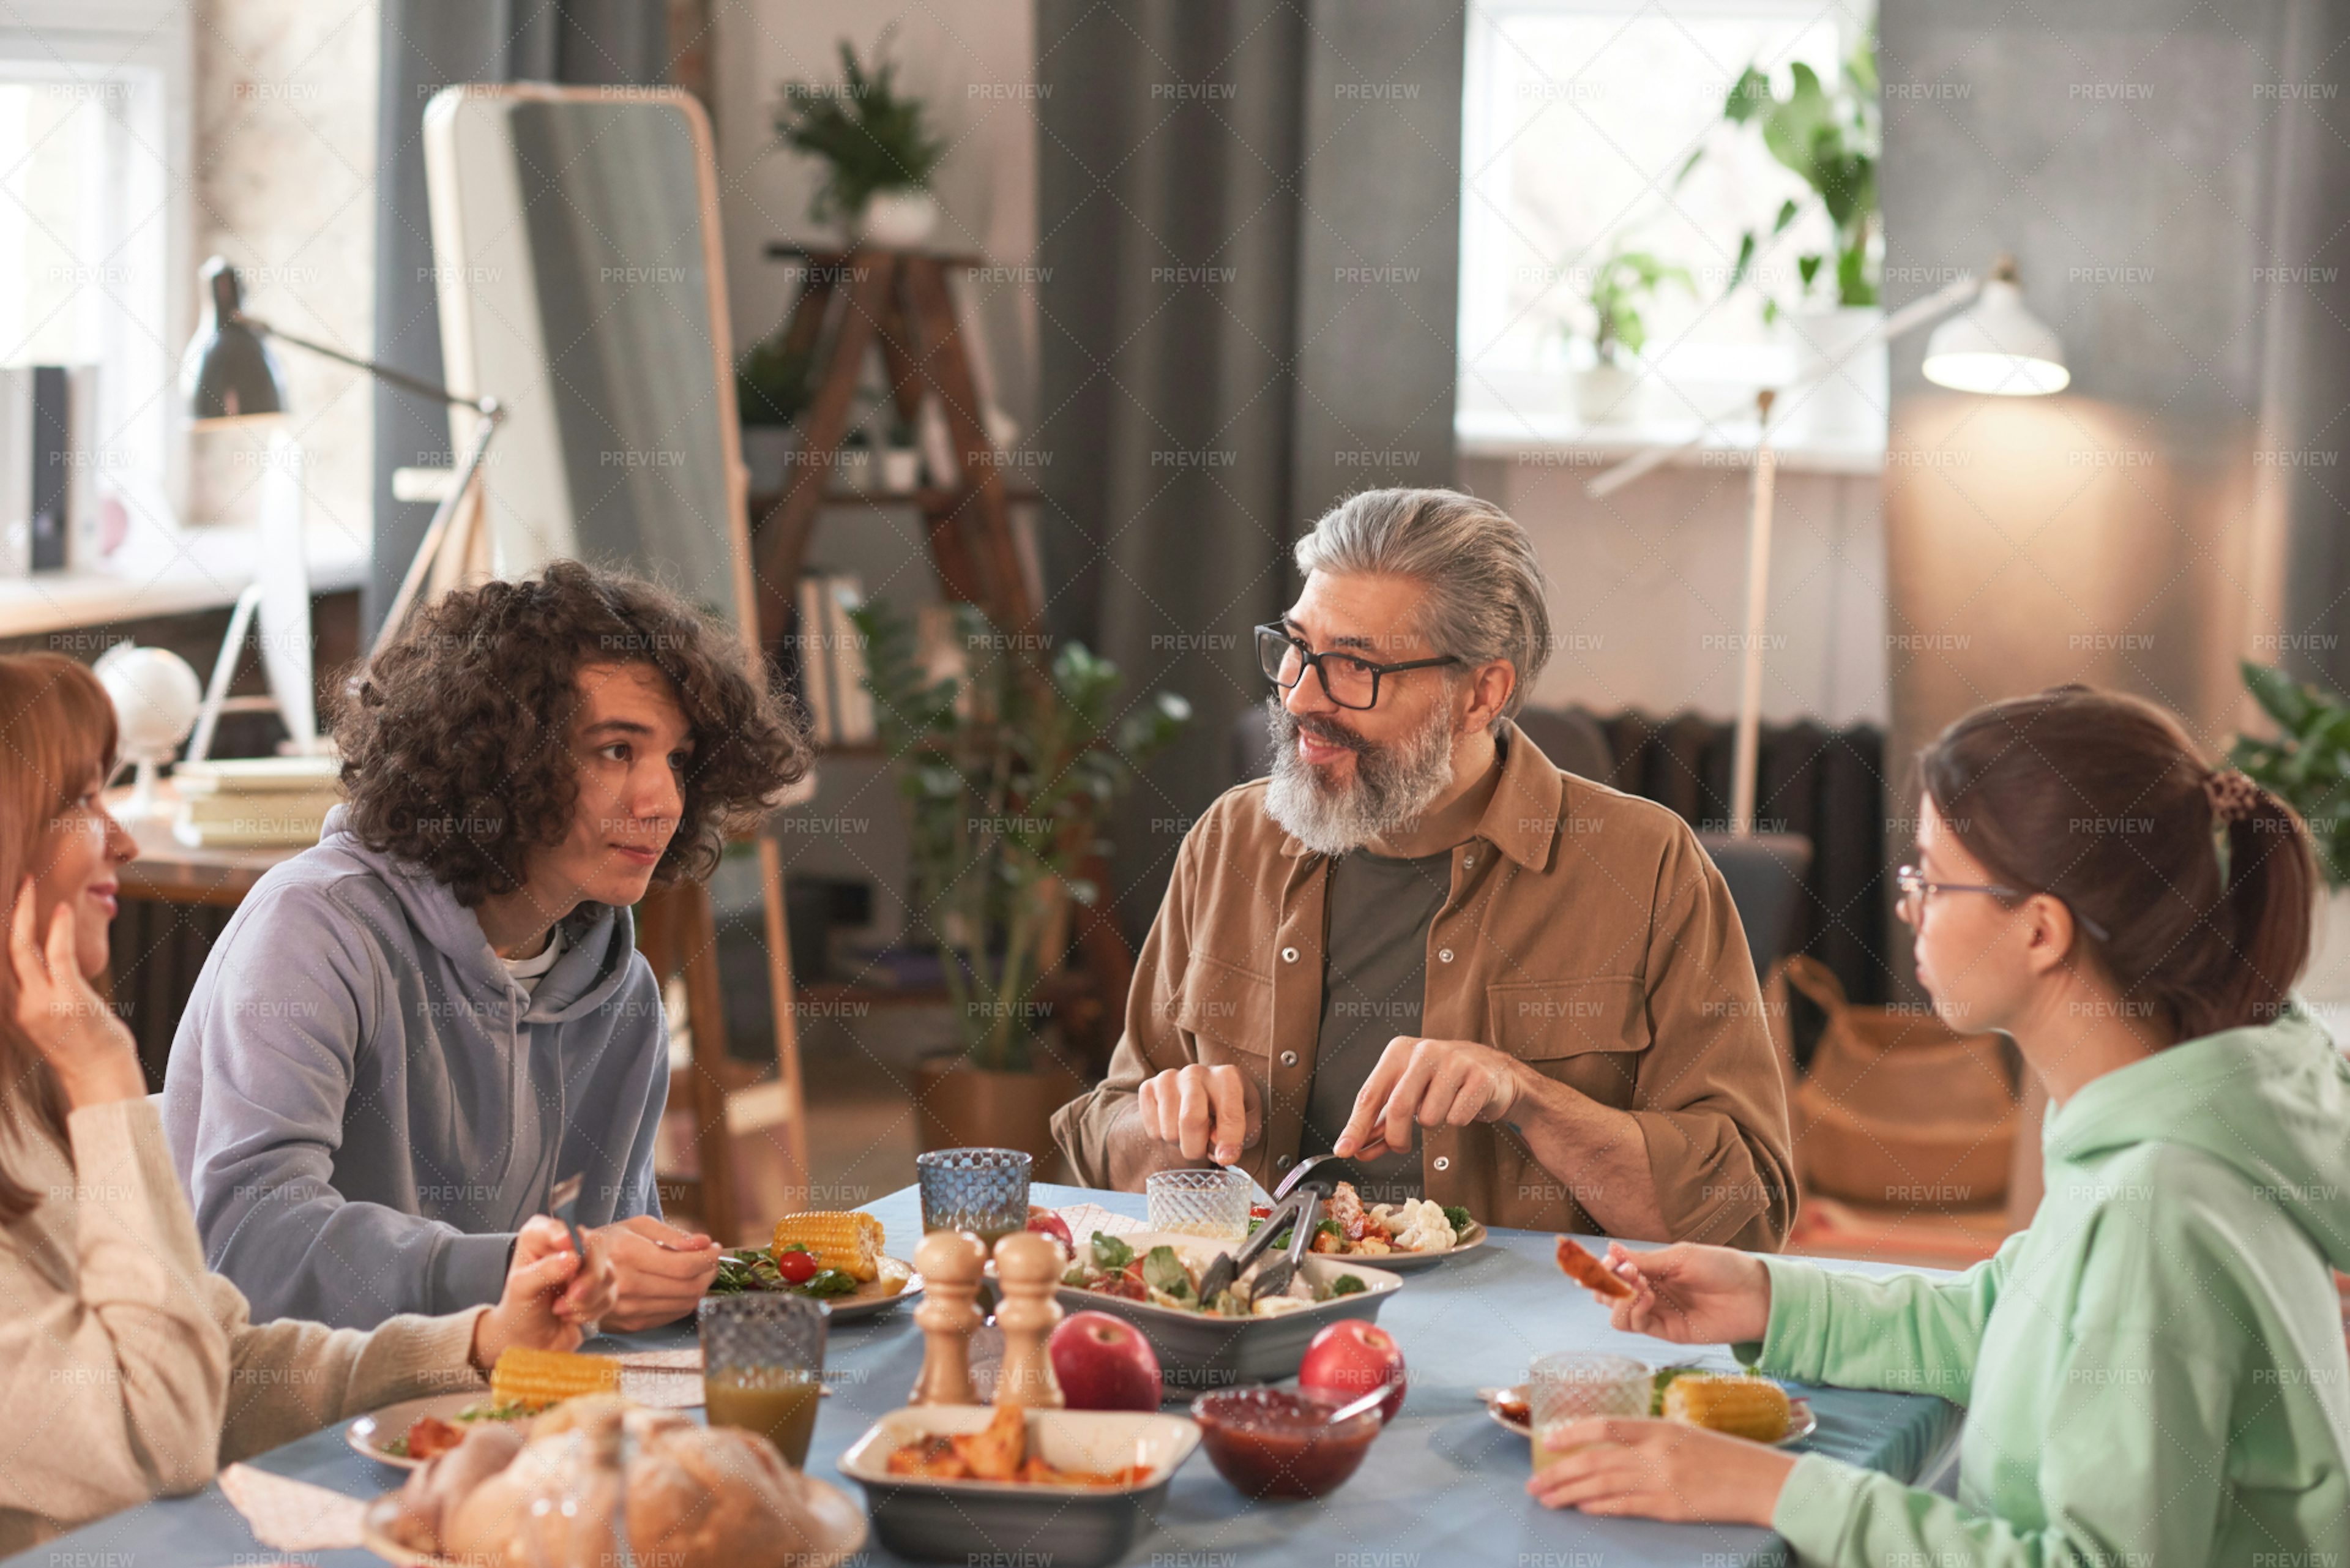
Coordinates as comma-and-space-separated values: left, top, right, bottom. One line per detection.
1049, 1310, 1163, 1411
1026, 1206, 1075, 1252
1298, 1320, 1406, 1422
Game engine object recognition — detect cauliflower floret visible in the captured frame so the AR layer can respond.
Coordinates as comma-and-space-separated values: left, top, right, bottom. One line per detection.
1382, 1198, 1458, 1253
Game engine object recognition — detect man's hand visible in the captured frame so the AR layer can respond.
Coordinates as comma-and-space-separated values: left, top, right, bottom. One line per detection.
1332, 1036, 1524, 1160
589, 1214, 723, 1329
471, 1216, 621, 1371
1135, 1063, 1262, 1165
1526, 1416, 1794, 1524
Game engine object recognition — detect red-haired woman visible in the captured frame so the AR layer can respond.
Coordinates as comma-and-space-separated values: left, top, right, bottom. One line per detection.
0, 652, 616, 1551
1540, 685, 2350, 1564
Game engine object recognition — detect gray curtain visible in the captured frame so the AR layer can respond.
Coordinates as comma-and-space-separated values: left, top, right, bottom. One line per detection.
368, 0, 670, 639
1033, 0, 1466, 935
2261, 0, 2350, 693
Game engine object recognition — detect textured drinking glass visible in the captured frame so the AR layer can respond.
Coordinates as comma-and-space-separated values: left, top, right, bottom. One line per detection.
916, 1147, 1033, 1239
699, 1293, 829, 1468
1526, 1351, 1651, 1464
1147, 1167, 1253, 1239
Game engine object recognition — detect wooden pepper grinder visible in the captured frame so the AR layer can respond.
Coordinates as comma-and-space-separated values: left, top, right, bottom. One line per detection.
990, 1231, 1067, 1409
910, 1229, 985, 1405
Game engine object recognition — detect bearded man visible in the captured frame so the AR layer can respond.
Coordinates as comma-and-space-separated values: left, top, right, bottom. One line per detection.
1052, 488, 1796, 1247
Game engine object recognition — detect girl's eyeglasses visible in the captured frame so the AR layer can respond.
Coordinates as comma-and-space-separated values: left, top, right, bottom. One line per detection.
1894, 864, 2111, 943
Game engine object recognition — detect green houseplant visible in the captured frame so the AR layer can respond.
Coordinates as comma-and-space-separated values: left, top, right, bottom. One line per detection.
2231, 660, 2350, 886
773, 34, 947, 244
1568, 244, 1693, 422
1686, 31, 1881, 320
850, 599, 1189, 1160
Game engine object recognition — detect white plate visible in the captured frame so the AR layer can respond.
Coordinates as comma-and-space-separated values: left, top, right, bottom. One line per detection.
347, 1392, 528, 1470
359, 1475, 866, 1568
710, 1255, 923, 1322
1330, 1220, 1488, 1272
1479, 1383, 1819, 1447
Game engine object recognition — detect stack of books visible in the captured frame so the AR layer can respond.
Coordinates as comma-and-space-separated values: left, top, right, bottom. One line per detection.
796, 571, 876, 747
171, 755, 345, 849
0, 365, 99, 575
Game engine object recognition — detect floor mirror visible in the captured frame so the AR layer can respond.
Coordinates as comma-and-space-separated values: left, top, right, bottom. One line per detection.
420, 83, 809, 1244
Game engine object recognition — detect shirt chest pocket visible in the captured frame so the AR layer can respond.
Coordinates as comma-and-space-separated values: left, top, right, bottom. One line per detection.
1171, 954, 1275, 1065
1486, 977, 1649, 1108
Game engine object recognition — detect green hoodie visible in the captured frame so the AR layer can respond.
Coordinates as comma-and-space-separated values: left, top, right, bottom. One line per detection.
1746, 1007, 2350, 1566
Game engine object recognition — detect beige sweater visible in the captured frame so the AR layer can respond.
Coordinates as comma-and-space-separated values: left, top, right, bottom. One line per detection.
0, 1097, 489, 1554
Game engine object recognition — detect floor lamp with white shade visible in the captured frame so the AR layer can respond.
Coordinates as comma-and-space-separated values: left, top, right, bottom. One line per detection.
1586, 256, 2070, 836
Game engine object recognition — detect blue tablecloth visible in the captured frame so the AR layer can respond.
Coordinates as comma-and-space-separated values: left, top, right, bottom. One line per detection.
12, 1182, 1963, 1568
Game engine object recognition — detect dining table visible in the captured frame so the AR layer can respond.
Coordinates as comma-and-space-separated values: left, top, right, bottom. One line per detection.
10, 1181, 1966, 1568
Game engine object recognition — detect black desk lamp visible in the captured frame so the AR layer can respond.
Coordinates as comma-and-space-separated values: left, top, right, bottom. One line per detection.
180, 254, 506, 659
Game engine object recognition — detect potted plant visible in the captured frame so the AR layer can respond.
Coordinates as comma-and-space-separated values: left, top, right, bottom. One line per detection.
2231, 660, 2350, 1009
1685, 31, 1881, 437
774, 33, 948, 247
735, 334, 815, 495
850, 599, 1190, 1171
1567, 244, 1692, 424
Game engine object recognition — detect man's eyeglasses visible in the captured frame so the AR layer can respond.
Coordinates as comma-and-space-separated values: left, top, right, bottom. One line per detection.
1893, 864, 2111, 942
1255, 624, 1460, 711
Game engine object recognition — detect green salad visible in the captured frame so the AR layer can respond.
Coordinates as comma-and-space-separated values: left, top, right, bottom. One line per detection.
708, 1244, 863, 1298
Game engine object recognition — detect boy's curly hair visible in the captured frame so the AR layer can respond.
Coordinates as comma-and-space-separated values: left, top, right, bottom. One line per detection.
335, 561, 808, 907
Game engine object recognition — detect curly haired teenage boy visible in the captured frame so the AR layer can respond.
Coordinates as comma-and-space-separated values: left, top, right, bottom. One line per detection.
165, 562, 806, 1330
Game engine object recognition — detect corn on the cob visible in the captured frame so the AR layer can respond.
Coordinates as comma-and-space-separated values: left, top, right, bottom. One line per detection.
1660, 1373, 1791, 1442
772, 1211, 882, 1282
490, 1346, 622, 1409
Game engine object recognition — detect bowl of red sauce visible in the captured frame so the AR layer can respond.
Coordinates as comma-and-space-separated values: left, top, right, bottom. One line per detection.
1188, 1386, 1382, 1499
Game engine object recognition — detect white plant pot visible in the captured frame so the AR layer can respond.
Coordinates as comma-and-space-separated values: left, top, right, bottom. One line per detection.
857, 189, 939, 249
1574, 363, 1638, 424
880, 447, 922, 492
740, 427, 792, 495
1780, 304, 1886, 447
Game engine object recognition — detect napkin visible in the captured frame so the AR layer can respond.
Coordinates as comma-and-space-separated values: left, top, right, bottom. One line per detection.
617, 1346, 705, 1408
1052, 1201, 1148, 1239
217, 1463, 365, 1551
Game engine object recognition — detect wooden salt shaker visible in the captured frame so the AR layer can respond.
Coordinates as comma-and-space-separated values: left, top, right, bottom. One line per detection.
990, 1231, 1066, 1409
910, 1230, 986, 1405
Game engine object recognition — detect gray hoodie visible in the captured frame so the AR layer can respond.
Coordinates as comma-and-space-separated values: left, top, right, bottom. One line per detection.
163, 807, 669, 1329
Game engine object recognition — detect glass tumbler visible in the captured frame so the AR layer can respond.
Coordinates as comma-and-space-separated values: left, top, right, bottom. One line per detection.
1526, 1351, 1651, 1465
699, 1293, 829, 1467
1147, 1167, 1254, 1240
916, 1147, 1032, 1241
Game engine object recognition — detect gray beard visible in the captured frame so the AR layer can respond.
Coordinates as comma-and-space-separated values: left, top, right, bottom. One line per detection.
1261, 696, 1460, 857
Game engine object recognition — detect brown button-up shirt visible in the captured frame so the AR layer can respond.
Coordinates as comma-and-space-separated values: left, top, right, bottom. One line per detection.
1051, 723, 1797, 1248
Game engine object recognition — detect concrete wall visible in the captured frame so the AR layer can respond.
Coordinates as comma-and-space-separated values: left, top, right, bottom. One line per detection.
1463, 454, 1890, 728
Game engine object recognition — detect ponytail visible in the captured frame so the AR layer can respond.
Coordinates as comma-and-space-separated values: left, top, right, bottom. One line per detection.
2214, 777, 2317, 1028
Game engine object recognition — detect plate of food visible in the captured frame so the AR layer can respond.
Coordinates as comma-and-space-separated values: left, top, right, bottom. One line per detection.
1056, 1228, 1403, 1394
837, 1402, 1200, 1568
351, 1344, 684, 1466
709, 1211, 922, 1322
1248, 1181, 1485, 1272
1479, 1370, 1818, 1448
364, 1395, 864, 1568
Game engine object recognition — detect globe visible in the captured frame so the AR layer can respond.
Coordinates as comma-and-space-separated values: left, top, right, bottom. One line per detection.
93, 643, 202, 817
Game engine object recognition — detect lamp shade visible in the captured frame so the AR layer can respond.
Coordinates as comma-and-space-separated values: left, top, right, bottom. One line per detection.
1922, 267, 2069, 396
181, 255, 286, 423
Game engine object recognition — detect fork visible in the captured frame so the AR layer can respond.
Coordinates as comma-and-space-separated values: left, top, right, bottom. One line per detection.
545, 1173, 600, 1339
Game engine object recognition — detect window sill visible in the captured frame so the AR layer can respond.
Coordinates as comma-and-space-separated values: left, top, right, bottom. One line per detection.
1455, 404, 1887, 479
0, 523, 369, 641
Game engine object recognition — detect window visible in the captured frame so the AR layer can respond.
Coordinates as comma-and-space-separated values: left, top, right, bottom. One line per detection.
1458, 0, 1872, 442
0, 4, 187, 548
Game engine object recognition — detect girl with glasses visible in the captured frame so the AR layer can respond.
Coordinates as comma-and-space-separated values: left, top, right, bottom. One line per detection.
1537, 684, 2349, 1565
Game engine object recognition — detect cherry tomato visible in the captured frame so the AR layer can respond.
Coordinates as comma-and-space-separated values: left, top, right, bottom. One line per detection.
774, 1248, 819, 1285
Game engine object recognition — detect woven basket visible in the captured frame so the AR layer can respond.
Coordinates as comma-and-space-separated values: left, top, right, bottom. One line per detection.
1776, 956, 2018, 1208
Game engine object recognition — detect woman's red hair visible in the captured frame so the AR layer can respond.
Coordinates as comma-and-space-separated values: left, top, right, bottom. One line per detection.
0, 653, 117, 1220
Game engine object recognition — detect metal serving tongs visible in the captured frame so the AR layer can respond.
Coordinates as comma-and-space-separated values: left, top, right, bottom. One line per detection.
1195, 1152, 1338, 1305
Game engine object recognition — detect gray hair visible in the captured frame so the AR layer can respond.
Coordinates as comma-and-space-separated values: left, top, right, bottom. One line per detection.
1292, 488, 1552, 723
